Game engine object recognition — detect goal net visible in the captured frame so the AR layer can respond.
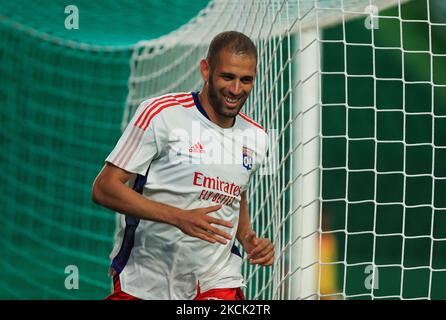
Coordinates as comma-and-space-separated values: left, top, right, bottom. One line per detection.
2, 0, 446, 300
125, 0, 446, 299
0, 0, 207, 299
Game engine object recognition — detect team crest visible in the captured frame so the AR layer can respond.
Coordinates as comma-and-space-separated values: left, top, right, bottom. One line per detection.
242, 146, 253, 170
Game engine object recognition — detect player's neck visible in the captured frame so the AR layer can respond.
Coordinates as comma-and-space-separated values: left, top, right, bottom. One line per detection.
198, 90, 234, 128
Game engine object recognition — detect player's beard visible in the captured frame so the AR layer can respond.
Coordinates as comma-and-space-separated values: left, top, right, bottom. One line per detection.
208, 76, 247, 119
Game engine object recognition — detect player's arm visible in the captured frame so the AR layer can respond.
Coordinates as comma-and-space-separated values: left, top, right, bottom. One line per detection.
92, 162, 233, 244
237, 191, 275, 266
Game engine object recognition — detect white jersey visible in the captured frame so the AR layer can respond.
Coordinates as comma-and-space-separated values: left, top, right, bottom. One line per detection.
105, 92, 269, 300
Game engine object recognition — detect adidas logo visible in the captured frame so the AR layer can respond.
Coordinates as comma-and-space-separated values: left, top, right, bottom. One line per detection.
189, 142, 205, 154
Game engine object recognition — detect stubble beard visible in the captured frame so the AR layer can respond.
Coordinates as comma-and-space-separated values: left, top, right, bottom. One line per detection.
208, 76, 246, 119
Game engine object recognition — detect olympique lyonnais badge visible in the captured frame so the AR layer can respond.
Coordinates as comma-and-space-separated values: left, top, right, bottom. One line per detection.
242, 146, 253, 170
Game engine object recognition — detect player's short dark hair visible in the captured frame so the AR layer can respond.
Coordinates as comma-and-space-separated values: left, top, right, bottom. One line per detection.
207, 31, 257, 69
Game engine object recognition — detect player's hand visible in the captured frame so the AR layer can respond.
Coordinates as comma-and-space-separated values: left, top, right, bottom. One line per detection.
175, 204, 233, 245
242, 230, 275, 266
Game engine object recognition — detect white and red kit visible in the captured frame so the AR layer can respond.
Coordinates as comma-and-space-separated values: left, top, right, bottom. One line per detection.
105, 92, 269, 300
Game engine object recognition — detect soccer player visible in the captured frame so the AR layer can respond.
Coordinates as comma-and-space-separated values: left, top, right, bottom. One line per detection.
92, 31, 274, 300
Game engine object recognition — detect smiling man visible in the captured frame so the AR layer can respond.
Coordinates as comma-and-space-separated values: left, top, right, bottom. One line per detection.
199, 33, 257, 126
92, 31, 274, 300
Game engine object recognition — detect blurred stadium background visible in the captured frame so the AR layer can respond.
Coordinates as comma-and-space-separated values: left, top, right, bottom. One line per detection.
0, 0, 445, 299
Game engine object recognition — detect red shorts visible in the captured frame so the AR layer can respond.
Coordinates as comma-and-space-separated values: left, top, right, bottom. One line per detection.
106, 276, 245, 300
106, 275, 139, 300
194, 284, 245, 300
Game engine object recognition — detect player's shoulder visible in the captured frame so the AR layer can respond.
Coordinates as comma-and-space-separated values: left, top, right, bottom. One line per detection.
140, 92, 195, 112
237, 111, 268, 136
133, 92, 195, 129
